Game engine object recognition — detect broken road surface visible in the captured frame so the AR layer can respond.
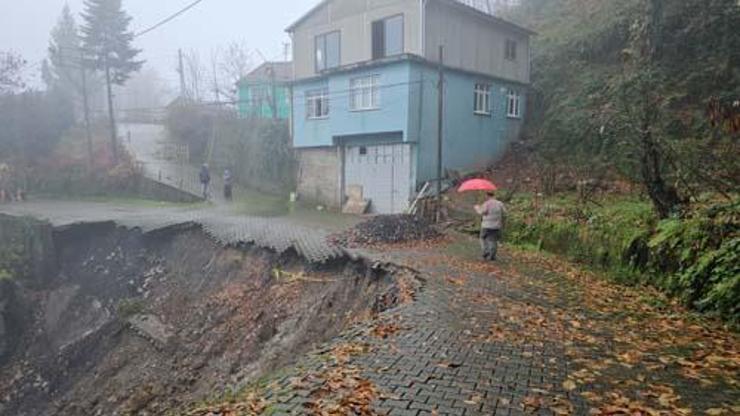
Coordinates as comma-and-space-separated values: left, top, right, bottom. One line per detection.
192, 235, 739, 416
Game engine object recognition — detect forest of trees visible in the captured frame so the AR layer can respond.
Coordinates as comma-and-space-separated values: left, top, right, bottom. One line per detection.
500, 0, 739, 322
0, 0, 144, 196
507, 0, 739, 213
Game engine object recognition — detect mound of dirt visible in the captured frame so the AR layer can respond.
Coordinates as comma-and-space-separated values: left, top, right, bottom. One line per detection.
330, 215, 440, 247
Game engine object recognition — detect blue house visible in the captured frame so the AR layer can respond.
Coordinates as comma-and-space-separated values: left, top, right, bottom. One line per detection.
287, 0, 532, 213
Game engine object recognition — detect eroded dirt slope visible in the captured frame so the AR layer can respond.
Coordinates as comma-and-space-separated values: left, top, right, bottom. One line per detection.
0, 220, 410, 416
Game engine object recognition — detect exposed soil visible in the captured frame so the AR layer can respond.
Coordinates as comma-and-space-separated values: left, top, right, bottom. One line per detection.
329, 215, 441, 247
0, 219, 413, 416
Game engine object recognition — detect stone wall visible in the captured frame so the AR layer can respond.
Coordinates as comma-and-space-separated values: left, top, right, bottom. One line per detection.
296, 147, 340, 209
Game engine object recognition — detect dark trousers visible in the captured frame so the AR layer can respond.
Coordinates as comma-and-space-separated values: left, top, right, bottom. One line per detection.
480, 228, 501, 260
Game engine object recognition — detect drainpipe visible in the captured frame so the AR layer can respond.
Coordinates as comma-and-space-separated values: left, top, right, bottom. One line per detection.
420, 0, 427, 57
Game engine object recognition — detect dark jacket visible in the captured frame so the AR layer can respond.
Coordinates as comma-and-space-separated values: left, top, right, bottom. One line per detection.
199, 167, 211, 184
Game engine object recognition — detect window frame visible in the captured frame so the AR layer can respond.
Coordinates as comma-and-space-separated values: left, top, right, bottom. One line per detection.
505, 38, 517, 61
306, 88, 330, 120
506, 89, 521, 119
315, 30, 341, 73
350, 75, 381, 111
473, 83, 492, 116
372, 14, 405, 60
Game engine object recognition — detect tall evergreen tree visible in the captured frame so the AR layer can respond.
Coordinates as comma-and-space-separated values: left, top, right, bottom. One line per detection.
80, 0, 143, 164
47, 4, 82, 96
48, 4, 100, 170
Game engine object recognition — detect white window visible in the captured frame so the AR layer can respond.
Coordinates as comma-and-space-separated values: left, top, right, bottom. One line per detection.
507, 89, 521, 118
372, 15, 404, 59
350, 75, 380, 111
316, 31, 340, 72
474, 83, 491, 115
306, 89, 329, 119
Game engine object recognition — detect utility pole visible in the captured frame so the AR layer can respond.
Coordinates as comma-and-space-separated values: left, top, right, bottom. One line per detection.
436, 46, 445, 223
283, 42, 290, 62
178, 48, 186, 98
269, 64, 278, 120
79, 49, 94, 172
104, 58, 118, 165
211, 57, 221, 102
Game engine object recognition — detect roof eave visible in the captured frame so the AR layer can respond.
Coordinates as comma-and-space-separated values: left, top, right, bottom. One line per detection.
285, 0, 330, 33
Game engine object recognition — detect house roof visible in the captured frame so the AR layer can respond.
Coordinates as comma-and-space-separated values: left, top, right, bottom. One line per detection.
285, 0, 534, 36
285, 0, 329, 32
239, 61, 293, 84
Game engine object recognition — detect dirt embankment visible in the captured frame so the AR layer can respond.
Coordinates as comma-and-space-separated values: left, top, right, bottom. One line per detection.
0, 218, 411, 416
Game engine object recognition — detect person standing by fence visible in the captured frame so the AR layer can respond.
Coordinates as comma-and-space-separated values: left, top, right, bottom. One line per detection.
199, 163, 211, 200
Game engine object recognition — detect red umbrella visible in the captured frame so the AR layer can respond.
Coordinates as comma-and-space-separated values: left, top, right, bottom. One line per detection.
458, 178, 498, 193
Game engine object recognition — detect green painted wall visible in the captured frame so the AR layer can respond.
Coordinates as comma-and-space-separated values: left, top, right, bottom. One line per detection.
238, 82, 290, 120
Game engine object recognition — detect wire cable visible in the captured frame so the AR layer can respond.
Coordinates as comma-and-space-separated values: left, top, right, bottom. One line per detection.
134, 0, 207, 38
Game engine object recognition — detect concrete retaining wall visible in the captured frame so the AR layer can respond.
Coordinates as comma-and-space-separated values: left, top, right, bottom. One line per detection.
296, 147, 341, 209
134, 176, 203, 204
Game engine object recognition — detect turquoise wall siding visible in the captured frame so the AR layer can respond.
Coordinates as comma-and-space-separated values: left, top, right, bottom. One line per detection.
408, 62, 525, 184
291, 58, 526, 187
292, 61, 413, 148
238, 83, 291, 119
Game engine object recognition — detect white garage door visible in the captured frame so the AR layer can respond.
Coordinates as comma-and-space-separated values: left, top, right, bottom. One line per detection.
344, 143, 411, 214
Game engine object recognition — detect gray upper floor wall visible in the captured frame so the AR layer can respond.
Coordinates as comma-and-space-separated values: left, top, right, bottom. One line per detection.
287, 0, 532, 84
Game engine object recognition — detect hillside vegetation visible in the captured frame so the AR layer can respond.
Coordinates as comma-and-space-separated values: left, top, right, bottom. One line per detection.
493, 0, 740, 323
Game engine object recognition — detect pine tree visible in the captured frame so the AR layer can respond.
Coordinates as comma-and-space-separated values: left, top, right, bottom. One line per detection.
48, 4, 82, 95
48, 4, 100, 170
80, 0, 143, 164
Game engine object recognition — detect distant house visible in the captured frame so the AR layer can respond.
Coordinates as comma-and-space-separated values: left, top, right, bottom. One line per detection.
287, 0, 533, 214
237, 62, 292, 119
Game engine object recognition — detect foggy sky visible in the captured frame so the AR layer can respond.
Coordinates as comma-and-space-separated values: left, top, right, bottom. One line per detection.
0, 0, 318, 87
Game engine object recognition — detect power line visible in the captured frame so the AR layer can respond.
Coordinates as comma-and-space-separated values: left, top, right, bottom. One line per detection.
134, 0, 207, 38
101, 79, 435, 113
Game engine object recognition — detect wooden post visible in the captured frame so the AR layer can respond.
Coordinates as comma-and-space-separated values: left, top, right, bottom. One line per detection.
178, 49, 186, 98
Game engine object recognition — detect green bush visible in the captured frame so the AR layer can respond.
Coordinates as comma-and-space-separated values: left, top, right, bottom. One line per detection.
506, 196, 739, 323
647, 202, 739, 320
166, 105, 297, 194
507, 195, 654, 276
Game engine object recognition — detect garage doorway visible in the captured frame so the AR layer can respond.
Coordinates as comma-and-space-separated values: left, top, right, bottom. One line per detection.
344, 143, 412, 214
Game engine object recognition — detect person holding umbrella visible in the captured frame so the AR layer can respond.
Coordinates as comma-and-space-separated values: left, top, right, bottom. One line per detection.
459, 179, 506, 261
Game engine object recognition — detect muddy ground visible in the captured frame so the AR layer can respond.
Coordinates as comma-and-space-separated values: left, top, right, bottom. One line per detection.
0, 219, 411, 416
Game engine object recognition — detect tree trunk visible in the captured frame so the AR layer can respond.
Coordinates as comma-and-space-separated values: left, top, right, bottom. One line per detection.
637, 0, 680, 218
105, 62, 118, 165
80, 55, 94, 172
639, 113, 681, 218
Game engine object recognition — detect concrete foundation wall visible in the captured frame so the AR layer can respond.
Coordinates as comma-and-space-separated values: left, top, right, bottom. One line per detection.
297, 147, 341, 208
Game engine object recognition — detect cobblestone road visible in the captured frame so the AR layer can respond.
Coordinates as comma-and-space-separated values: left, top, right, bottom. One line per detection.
230, 243, 580, 416
0, 201, 345, 263
204, 238, 739, 416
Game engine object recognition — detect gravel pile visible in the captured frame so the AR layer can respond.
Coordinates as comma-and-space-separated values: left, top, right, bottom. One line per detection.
330, 215, 440, 246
